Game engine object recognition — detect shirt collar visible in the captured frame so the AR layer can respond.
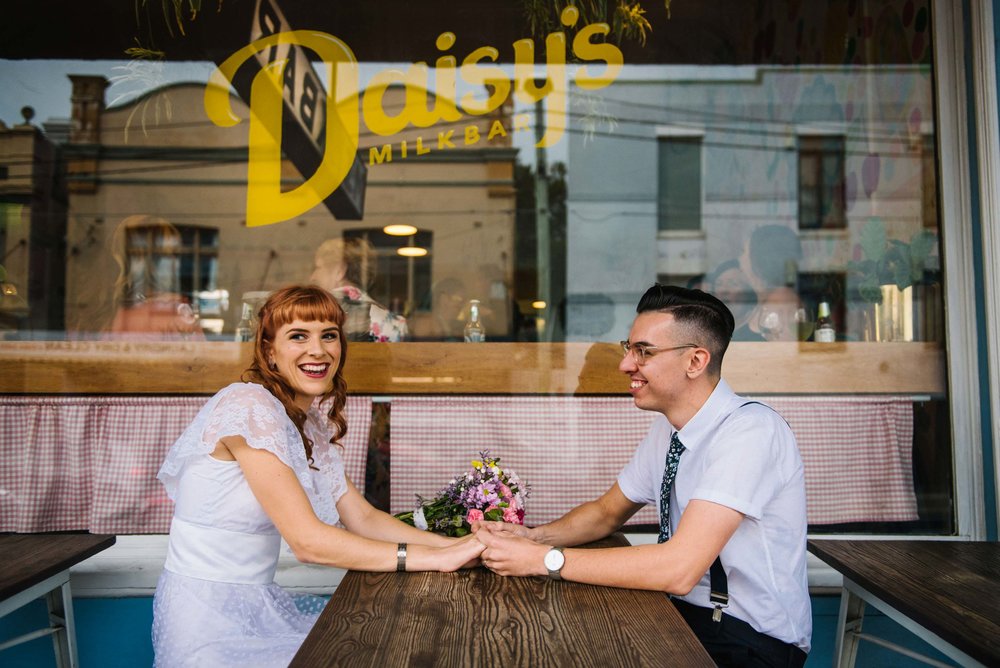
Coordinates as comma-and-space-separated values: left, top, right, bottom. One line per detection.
674, 378, 741, 451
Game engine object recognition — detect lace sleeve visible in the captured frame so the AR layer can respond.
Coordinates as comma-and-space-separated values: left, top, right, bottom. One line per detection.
156, 383, 317, 504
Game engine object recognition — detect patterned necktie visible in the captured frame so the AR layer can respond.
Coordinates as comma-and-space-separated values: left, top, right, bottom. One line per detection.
658, 432, 685, 543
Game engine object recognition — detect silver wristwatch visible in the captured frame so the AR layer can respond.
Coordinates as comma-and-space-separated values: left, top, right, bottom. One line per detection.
543, 546, 565, 580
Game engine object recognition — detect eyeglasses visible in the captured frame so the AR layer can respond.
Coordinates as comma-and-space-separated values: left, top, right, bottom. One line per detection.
620, 340, 698, 366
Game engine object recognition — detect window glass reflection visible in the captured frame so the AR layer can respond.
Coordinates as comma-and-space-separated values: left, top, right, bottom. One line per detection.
0, 2, 941, 346
0, 0, 955, 537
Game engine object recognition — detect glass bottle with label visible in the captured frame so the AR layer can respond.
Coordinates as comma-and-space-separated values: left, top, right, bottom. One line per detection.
814, 301, 836, 342
234, 302, 254, 342
463, 299, 486, 342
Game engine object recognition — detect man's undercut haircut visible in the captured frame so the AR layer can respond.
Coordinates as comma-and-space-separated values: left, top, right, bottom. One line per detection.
636, 284, 736, 375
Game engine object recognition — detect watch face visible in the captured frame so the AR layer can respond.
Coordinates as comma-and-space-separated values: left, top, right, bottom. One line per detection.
544, 548, 565, 571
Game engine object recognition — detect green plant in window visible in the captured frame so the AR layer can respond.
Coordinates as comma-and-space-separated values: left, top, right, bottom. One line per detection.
847, 218, 937, 303
521, 0, 666, 47
520, 1, 669, 141
613, 2, 653, 45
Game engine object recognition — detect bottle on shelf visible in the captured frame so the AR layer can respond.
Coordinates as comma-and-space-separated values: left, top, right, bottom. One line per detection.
463, 299, 486, 342
234, 302, 254, 342
814, 301, 836, 342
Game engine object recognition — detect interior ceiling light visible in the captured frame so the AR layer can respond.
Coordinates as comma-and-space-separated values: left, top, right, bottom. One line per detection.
383, 224, 418, 236
397, 247, 428, 257
531, 300, 546, 309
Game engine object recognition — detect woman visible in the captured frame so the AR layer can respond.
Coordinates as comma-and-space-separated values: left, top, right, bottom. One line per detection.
151, 285, 482, 667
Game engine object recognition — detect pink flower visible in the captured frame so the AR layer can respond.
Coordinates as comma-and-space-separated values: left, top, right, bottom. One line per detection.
499, 483, 511, 499
502, 507, 519, 523
466, 509, 484, 523
516, 508, 525, 523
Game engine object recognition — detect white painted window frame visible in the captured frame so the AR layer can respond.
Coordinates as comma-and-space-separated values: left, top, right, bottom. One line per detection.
935, 0, 988, 540
969, 0, 1000, 536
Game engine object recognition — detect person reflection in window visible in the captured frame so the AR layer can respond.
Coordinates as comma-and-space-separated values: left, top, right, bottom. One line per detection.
309, 237, 407, 342
705, 259, 764, 342
739, 224, 803, 342
108, 215, 204, 340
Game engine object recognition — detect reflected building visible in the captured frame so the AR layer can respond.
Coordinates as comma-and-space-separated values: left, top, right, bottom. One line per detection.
565, 65, 941, 343
36, 73, 516, 339
0, 110, 68, 334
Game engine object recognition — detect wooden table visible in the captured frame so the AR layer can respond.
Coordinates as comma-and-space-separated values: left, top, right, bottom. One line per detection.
291, 535, 713, 667
808, 539, 1000, 668
0, 533, 116, 668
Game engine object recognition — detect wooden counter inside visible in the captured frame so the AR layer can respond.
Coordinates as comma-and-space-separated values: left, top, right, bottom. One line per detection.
0, 341, 946, 396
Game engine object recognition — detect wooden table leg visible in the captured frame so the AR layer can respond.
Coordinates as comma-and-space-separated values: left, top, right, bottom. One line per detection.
834, 587, 865, 668
45, 580, 79, 668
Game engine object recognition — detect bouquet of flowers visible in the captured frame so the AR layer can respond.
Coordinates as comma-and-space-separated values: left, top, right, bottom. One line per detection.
394, 452, 529, 537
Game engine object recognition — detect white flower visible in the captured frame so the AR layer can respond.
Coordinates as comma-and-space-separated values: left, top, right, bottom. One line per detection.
413, 506, 428, 531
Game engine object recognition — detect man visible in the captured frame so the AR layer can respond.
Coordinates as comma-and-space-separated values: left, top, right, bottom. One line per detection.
475, 284, 810, 667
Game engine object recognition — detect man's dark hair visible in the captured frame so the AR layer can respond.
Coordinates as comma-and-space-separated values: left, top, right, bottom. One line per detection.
636, 284, 735, 375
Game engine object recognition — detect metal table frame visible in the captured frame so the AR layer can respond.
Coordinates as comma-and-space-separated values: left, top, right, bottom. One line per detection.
0, 569, 79, 667
834, 576, 984, 668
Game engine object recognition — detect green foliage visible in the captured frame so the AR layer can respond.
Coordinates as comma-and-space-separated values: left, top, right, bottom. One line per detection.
520, 0, 661, 47
848, 218, 937, 303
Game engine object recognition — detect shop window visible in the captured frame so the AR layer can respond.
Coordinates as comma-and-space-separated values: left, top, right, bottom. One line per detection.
0, 0, 972, 544
798, 135, 846, 230
657, 136, 702, 232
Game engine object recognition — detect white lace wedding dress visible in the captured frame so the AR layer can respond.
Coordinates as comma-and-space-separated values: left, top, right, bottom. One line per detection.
151, 383, 349, 667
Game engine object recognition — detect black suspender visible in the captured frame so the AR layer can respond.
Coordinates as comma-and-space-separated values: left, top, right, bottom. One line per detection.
706, 400, 780, 623
709, 557, 728, 622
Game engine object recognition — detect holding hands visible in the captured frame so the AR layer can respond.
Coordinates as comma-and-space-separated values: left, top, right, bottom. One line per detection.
471, 521, 551, 577
439, 533, 488, 571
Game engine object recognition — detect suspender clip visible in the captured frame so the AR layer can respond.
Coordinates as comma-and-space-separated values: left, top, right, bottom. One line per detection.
709, 590, 729, 623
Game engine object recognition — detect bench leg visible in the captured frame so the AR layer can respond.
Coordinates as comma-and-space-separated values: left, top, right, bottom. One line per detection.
45, 581, 79, 668
834, 588, 865, 668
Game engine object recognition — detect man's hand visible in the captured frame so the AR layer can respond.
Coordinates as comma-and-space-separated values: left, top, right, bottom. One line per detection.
475, 525, 550, 577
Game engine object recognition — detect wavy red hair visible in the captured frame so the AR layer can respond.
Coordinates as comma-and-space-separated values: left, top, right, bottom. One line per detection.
242, 285, 348, 466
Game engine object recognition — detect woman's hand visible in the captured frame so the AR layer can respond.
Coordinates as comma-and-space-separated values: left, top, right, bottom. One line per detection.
430, 534, 486, 572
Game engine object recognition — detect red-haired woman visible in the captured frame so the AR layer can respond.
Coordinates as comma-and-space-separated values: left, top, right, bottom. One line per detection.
151, 285, 484, 667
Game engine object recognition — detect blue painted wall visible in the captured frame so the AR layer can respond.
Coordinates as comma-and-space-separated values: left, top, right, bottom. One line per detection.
0, 595, 959, 667
1, 598, 153, 668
